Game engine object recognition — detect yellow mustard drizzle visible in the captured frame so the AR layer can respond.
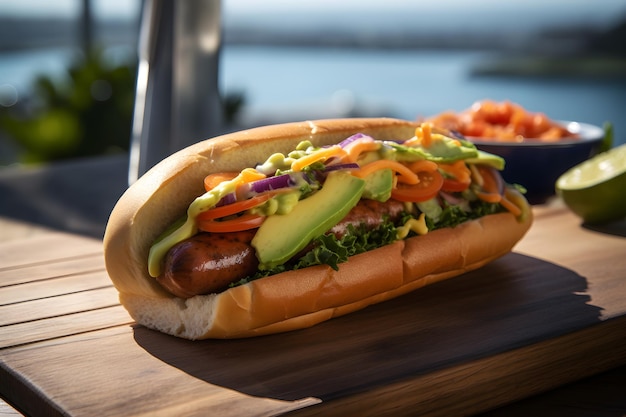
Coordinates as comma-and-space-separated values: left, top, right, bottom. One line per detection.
396, 213, 429, 239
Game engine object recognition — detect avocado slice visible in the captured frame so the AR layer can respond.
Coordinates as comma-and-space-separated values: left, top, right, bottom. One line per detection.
389, 135, 479, 163
465, 150, 505, 170
252, 170, 366, 269
362, 168, 393, 202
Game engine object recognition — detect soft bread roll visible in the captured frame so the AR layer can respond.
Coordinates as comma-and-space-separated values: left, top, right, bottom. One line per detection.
103, 118, 532, 339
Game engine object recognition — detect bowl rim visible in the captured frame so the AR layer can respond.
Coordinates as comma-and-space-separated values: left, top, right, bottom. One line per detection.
466, 120, 605, 148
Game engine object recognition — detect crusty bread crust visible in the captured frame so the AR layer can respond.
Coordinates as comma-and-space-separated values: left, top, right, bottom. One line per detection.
103, 118, 532, 339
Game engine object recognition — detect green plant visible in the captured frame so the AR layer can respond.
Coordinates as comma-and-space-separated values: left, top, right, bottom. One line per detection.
0, 48, 246, 165
0, 49, 136, 163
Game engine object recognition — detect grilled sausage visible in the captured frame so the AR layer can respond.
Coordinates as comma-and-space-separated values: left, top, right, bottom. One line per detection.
157, 230, 258, 298
329, 199, 406, 238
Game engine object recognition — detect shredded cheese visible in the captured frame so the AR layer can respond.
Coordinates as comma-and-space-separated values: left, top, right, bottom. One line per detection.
396, 213, 429, 239
420, 123, 433, 147
498, 194, 522, 217
407, 159, 438, 174
404, 123, 435, 148
469, 163, 484, 187
291, 145, 347, 171
352, 160, 419, 184
477, 192, 502, 204
345, 140, 381, 163
439, 160, 471, 183
240, 168, 266, 183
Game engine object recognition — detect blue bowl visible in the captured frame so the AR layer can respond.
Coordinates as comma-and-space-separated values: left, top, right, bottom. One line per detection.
468, 121, 605, 204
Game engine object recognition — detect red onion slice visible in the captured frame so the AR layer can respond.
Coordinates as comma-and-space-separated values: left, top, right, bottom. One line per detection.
338, 133, 372, 148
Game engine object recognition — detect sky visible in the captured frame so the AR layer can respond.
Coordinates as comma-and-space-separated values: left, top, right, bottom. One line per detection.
0, 0, 624, 46
0, 0, 624, 24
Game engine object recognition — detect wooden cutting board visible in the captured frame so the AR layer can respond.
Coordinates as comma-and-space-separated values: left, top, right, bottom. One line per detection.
1, 202, 626, 416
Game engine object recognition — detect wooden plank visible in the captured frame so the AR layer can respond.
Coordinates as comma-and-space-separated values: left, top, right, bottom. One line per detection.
516, 203, 626, 275
0, 306, 133, 349
0, 216, 53, 244
0, 327, 320, 417
0, 231, 102, 269
0, 271, 112, 305
478, 366, 626, 417
289, 317, 626, 416
0, 205, 625, 416
0, 287, 120, 326
515, 203, 626, 319
0, 253, 104, 287
1, 307, 624, 416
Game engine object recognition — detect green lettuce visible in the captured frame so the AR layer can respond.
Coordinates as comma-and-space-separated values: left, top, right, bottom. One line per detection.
229, 198, 504, 288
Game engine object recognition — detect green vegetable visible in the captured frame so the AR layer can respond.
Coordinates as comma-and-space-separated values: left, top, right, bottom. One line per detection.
252, 170, 366, 270
231, 198, 505, 288
387, 136, 479, 163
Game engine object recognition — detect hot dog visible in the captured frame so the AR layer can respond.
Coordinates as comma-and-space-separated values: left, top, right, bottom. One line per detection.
103, 118, 532, 339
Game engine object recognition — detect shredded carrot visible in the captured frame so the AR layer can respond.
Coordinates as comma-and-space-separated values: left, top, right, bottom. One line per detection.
233, 169, 267, 196
499, 195, 522, 217
204, 169, 265, 192
477, 192, 502, 204
469, 164, 484, 187
204, 172, 239, 191
420, 123, 433, 147
479, 167, 502, 195
407, 159, 438, 173
439, 160, 471, 183
291, 145, 347, 171
402, 136, 421, 147
352, 160, 419, 184
345, 140, 381, 163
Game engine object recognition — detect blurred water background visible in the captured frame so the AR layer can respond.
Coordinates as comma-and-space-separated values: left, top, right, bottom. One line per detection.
1, 0, 625, 165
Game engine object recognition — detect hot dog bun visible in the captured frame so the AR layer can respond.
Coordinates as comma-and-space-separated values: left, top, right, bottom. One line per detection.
103, 118, 532, 339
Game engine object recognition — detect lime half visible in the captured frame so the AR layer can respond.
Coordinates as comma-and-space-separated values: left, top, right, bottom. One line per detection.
556, 144, 626, 224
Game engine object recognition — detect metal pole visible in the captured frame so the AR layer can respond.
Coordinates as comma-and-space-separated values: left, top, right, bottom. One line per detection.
128, 0, 222, 185
172, 0, 223, 154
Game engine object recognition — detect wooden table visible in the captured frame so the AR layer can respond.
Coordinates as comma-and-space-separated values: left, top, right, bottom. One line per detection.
1, 156, 626, 416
